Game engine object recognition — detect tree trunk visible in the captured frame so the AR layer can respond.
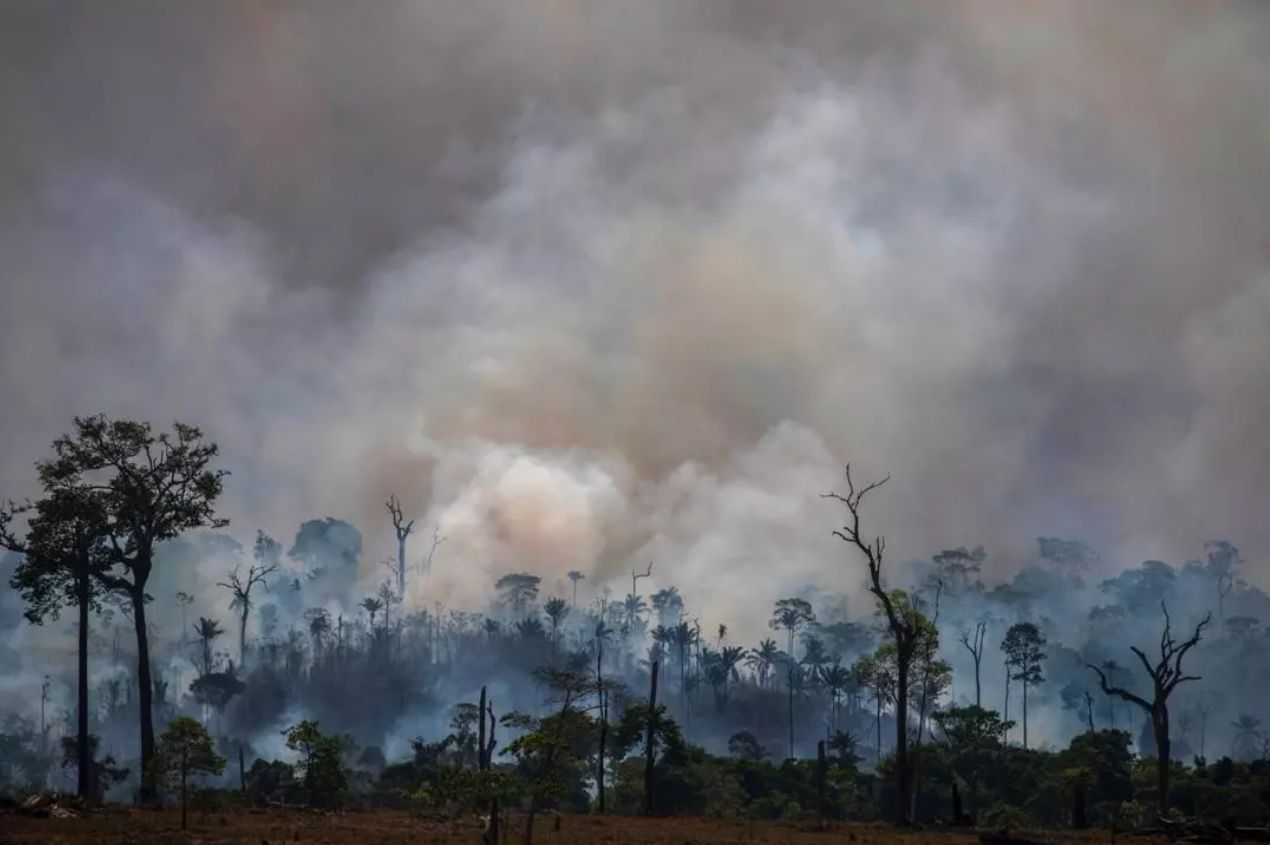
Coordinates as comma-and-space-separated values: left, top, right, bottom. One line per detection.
132, 589, 156, 803
1022, 680, 1029, 749
1003, 670, 1010, 743
1154, 702, 1171, 817
180, 748, 188, 830
239, 609, 248, 667
816, 739, 827, 829
895, 657, 912, 825
788, 668, 795, 759
478, 686, 487, 769
597, 648, 606, 813
875, 694, 882, 764
76, 568, 91, 800
643, 661, 658, 815
973, 654, 982, 708
397, 536, 407, 596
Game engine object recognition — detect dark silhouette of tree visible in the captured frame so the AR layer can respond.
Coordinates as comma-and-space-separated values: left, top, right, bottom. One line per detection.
153, 717, 226, 829
567, 570, 585, 606
959, 619, 988, 707
385, 495, 415, 598
931, 546, 985, 594
1087, 602, 1211, 816
288, 518, 362, 581
218, 532, 281, 665
495, 573, 541, 620
770, 597, 816, 758
193, 616, 225, 676
1, 485, 110, 800
543, 596, 569, 652
825, 464, 919, 825
1037, 537, 1099, 585
32, 415, 228, 800
933, 704, 1012, 823
727, 730, 767, 761
1001, 622, 1047, 748
1203, 540, 1241, 623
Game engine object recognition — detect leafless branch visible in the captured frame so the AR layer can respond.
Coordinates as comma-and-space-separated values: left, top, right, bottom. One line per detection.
386, 495, 416, 541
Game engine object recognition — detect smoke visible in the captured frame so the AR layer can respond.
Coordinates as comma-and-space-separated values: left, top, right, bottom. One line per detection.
2, 1, 1269, 648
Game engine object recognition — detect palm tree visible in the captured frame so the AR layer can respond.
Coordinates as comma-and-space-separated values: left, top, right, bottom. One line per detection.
649, 624, 672, 667
771, 598, 816, 758
820, 662, 852, 731
193, 617, 224, 677
304, 608, 330, 655
360, 596, 384, 629
1232, 714, 1263, 758
567, 570, 585, 606
747, 638, 781, 689
622, 593, 648, 635
650, 587, 683, 627
543, 597, 570, 650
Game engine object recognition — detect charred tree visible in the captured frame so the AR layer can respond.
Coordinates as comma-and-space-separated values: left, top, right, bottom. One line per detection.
825, 465, 920, 825
643, 661, 659, 816
385, 495, 415, 598
1087, 602, 1211, 817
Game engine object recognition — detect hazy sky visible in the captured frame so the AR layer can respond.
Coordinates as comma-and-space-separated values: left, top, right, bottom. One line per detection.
2, 1, 1268, 635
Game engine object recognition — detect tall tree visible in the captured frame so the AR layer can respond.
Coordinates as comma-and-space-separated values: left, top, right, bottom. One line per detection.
1087, 602, 1211, 816
1001, 622, 1047, 748
770, 597, 816, 759
218, 531, 281, 665
36, 416, 228, 800
959, 620, 987, 707
1, 485, 110, 800
567, 570, 585, 606
385, 495, 415, 597
495, 573, 542, 620
825, 464, 920, 825
543, 596, 569, 654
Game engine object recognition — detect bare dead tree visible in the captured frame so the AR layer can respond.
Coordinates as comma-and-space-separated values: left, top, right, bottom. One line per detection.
217, 559, 279, 666
824, 464, 921, 826
1086, 602, 1211, 817
420, 526, 446, 579
959, 619, 988, 707
381, 556, 403, 592
631, 560, 653, 598
385, 495, 416, 597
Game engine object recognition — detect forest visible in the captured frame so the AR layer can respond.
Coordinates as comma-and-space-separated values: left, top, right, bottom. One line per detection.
2, 414, 1268, 834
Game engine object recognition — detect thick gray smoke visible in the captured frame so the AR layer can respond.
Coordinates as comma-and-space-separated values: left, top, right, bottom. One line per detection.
2, 0, 1269, 648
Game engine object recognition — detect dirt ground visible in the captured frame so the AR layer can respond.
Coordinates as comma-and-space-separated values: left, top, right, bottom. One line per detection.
0, 808, 1136, 845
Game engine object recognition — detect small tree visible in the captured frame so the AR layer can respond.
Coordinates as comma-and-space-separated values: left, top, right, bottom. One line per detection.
283, 720, 349, 807
932, 704, 1012, 823
502, 669, 601, 845
153, 717, 227, 829
1001, 622, 1047, 748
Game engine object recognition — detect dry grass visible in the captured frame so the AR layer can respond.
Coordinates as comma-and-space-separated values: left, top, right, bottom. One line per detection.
0, 808, 1134, 845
